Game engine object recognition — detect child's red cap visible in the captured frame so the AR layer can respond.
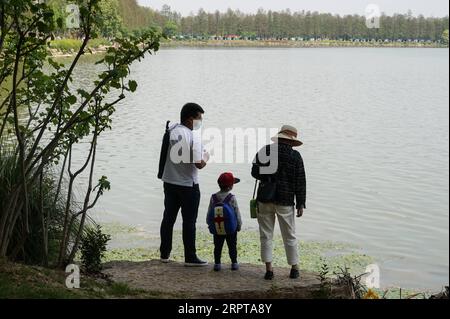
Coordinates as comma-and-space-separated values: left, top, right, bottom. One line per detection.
218, 172, 241, 188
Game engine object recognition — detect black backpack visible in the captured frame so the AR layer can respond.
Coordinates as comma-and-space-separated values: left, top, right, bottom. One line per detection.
157, 120, 171, 179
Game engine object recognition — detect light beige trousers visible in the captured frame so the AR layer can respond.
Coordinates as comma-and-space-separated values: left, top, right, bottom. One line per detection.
257, 202, 299, 266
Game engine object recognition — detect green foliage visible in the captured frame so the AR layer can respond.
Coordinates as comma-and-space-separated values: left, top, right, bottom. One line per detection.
175, 8, 449, 41
313, 262, 333, 299
163, 20, 178, 38
45, 1, 449, 41
80, 225, 111, 274
49, 38, 82, 52
107, 282, 135, 297
95, 176, 111, 195
442, 30, 449, 45
98, 0, 123, 38
49, 38, 111, 52
102, 228, 374, 277
0, 260, 174, 298
117, 0, 163, 32
0, 0, 162, 266
0, 144, 73, 266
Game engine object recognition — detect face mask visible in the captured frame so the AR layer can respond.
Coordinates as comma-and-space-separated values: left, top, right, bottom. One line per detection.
193, 119, 203, 130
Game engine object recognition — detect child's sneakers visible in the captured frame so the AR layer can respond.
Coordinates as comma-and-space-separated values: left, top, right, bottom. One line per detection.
231, 263, 239, 271
214, 264, 222, 272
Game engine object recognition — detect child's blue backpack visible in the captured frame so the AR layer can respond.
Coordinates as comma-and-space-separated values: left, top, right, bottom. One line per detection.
207, 194, 238, 235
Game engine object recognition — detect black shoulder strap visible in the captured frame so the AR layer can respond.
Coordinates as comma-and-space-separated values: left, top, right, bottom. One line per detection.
157, 120, 171, 179
252, 180, 258, 199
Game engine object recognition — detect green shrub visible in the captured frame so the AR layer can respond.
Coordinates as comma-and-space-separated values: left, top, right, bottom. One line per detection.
80, 225, 111, 274
0, 141, 81, 266
88, 38, 112, 48
49, 39, 82, 52
49, 38, 112, 53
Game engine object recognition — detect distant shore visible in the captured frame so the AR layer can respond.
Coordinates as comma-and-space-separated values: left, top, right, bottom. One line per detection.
47, 38, 448, 57
161, 39, 447, 49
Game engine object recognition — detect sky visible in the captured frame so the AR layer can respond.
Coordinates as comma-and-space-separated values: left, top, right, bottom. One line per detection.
138, 0, 449, 17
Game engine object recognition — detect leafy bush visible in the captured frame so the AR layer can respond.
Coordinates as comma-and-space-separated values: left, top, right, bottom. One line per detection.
49, 39, 83, 52
80, 225, 111, 274
49, 38, 112, 52
88, 38, 112, 48
313, 262, 333, 299
0, 142, 77, 266
0, 0, 161, 267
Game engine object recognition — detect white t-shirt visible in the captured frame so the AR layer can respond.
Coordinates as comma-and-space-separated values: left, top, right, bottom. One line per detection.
162, 124, 202, 187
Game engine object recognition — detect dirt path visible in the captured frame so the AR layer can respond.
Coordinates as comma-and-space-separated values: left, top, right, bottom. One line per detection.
103, 260, 349, 299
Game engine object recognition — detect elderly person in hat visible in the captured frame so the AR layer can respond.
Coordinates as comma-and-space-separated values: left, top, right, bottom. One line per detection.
251, 125, 306, 280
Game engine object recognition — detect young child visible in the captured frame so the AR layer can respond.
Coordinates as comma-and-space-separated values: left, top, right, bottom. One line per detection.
206, 172, 242, 271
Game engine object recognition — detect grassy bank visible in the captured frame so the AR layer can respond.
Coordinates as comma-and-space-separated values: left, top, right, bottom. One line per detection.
46, 37, 447, 57
48, 38, 112, 56
0, 260, 182, 299
161, 39, 447, 49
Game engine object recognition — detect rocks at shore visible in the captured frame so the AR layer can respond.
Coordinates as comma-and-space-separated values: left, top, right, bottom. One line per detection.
48, 45, 110, 58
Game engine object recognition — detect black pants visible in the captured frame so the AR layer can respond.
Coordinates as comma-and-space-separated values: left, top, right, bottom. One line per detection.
160, 182, 200, 262
214, 233, 238, 264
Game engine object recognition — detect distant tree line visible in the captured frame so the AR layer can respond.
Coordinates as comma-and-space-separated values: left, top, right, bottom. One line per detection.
47, 0, 449, 42
177, 8, 449, 42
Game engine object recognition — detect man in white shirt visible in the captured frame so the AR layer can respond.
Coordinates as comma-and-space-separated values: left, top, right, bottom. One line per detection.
160, 103, 209, 266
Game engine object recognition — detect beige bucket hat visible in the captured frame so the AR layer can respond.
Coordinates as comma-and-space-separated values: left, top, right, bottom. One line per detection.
271, 125, 303, 147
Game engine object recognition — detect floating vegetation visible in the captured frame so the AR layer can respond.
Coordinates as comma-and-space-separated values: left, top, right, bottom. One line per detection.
102, 224, 374, 277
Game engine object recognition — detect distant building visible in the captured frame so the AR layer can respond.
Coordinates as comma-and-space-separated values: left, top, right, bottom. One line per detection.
225, 34, 241, 40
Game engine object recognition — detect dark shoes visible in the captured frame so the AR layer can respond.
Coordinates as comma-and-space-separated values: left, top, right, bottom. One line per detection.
185, 257, 208, 267
264, 271, 274, 280
290, 268, 300, 279
264, 269, 299, 280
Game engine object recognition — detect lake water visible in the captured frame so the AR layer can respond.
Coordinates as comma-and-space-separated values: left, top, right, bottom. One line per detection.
70, 48, 449, 290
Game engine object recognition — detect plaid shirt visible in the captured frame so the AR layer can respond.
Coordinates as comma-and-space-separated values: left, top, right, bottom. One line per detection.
252, 142, 306, 209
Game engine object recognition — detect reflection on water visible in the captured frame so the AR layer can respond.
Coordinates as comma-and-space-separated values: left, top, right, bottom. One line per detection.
68, 48, 449, 290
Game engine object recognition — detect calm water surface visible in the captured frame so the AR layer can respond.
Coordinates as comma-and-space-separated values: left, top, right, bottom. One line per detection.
70, 48, 449, 290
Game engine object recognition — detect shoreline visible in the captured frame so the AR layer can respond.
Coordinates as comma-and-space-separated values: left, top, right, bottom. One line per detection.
48, 39, 448, 57
49, 46, 109, 58
161, 39, 447, 49
0, 223, 445, 299
100, 223, 445, 294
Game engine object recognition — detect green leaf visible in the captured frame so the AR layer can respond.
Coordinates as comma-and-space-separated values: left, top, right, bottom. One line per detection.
104, 55, 115, 64
128, 80, 138, 92
56, 18, 64, 29
67, 95, 77, 105
110, 80, 121, 89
